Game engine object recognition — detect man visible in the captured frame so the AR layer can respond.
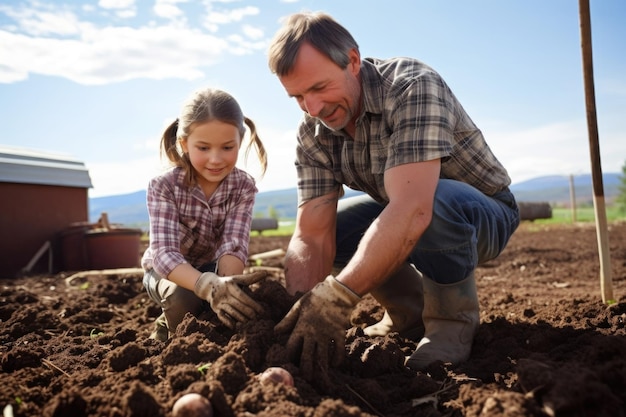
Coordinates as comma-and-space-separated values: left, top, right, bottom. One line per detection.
268, 11, 520, 379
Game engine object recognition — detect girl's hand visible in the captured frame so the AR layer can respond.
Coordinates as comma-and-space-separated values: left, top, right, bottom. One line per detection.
194, 271, 268, 328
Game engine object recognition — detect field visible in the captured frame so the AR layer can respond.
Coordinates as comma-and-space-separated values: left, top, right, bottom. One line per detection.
1, 222, 625, 416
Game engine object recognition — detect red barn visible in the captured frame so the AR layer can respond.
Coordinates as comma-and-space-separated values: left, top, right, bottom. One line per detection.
0, 146, 93, 278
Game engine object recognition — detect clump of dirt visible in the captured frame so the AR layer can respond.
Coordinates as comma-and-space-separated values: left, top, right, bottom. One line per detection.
1, 222, 625, 416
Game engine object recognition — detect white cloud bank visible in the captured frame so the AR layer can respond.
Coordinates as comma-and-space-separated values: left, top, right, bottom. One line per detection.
0, 1, 266, 85
87, 124, 299, 198
485, 119, 626, 185
87, 117, 626, 199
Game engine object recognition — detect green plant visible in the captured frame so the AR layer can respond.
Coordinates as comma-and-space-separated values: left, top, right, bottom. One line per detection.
197, 363, 211, 374
90, 328, 104, 338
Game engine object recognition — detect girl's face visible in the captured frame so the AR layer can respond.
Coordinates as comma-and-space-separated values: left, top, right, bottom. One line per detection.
181, 120, 241, 196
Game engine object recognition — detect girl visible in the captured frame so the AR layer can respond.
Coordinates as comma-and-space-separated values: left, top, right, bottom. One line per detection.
142, 87, 268, 340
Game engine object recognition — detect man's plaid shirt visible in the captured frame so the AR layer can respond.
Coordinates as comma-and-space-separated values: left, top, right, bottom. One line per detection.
294, 57, 511, 206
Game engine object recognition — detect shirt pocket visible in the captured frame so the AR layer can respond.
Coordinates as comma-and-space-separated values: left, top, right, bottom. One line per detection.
177, 219, 196, 255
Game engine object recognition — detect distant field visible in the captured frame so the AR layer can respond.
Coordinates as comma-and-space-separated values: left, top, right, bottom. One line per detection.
251, 205, 626, 238
535, 205, 625, 224
251, 222, 294, 237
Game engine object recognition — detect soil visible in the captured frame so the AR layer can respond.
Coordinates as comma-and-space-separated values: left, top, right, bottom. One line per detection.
1, 222, 625, 417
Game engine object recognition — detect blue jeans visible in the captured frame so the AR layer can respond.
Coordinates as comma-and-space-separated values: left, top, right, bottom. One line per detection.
334, 179, 520, 284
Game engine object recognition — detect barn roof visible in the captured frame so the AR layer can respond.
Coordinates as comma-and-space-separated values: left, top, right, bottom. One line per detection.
0, 145, 93, 188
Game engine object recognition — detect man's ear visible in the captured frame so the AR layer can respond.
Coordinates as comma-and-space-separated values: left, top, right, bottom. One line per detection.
347, 48, 361, 75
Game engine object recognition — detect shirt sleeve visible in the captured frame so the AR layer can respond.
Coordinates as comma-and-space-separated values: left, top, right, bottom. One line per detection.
213, 170, 257, 266
295, 118, 343, 205
145, 174, 188, 277
384, 63, 510, 194
386, 69, 455, 169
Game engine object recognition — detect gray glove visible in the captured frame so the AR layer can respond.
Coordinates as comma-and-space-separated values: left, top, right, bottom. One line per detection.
274, 275, 361, 380
194, 271, 267, 328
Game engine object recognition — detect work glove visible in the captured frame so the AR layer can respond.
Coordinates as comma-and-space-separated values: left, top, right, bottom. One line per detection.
274, 275, 361, 381
194, 271, 268, 329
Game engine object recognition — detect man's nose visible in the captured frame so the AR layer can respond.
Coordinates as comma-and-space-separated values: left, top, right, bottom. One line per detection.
303, 94, 324, 117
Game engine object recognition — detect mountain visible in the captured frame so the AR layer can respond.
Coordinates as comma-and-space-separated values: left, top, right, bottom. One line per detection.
89, 189, 148, 228
89, 173, 622, 230
509, 173, 621, 204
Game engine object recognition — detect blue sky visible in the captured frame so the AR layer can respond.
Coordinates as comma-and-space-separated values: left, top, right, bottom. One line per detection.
1, 0, 624, 198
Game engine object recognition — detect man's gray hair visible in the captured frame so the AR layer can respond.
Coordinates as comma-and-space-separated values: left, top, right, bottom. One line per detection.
268, 11, 359, 76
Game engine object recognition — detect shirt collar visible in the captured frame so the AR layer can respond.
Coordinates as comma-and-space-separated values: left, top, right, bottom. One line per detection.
359, 58, 384, 116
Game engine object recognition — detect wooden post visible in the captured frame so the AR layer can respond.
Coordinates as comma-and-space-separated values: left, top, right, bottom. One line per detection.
578, 0, 614, 303
568, 174, 577, 223
99, 212, 111, 230
21, 240, 52, 274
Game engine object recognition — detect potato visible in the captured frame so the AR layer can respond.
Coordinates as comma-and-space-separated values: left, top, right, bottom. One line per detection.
172, 393, 213, 417
259, 367, 294, 386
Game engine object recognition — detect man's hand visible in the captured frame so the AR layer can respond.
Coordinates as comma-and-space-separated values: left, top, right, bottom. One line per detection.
274, 275, 361, 380
194, 271, 267, 328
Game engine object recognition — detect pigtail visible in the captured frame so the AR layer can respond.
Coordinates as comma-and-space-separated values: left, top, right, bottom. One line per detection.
160, 118, 195, 186
243, 116, 268, 177
161, 119, 181, 163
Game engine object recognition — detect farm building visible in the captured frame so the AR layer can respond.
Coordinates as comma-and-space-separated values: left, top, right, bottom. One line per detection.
0, 146, 93, 278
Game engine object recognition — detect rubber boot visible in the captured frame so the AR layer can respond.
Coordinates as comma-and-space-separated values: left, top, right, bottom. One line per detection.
405, 273, 479, 370
363, 263, 425, 340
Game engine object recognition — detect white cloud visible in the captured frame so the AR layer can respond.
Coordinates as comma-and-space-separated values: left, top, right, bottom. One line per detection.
84, 115, 626, 198
486, 120, 587, 184
87, 125, 298, 198
87, 157, 164, 198
153, 4, 183, 19
153, 0, 187, 20
240, 125, 298, 193
205, 6, 259, 24
0, 25, 234, 84
98, 0, 137, 18
1, 4, 84, 36
114, 8, 137, 19
0, 63, 28, 83
203, 5, 259, 32
0, 1, 266, 85
484, 119, 625, 185
99, 0, 135, 9
226, 33, 267, 54
84, 114, 300, 197
242, 24, 263, 40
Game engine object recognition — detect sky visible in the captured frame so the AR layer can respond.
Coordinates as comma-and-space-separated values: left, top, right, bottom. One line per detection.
1, 0, 625, 198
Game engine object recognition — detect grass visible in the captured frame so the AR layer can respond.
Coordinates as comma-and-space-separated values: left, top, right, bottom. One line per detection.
251, 221, 295, 237
198, 363, 211, 374
251, 205, 626, 237
534, 205, 626, 225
